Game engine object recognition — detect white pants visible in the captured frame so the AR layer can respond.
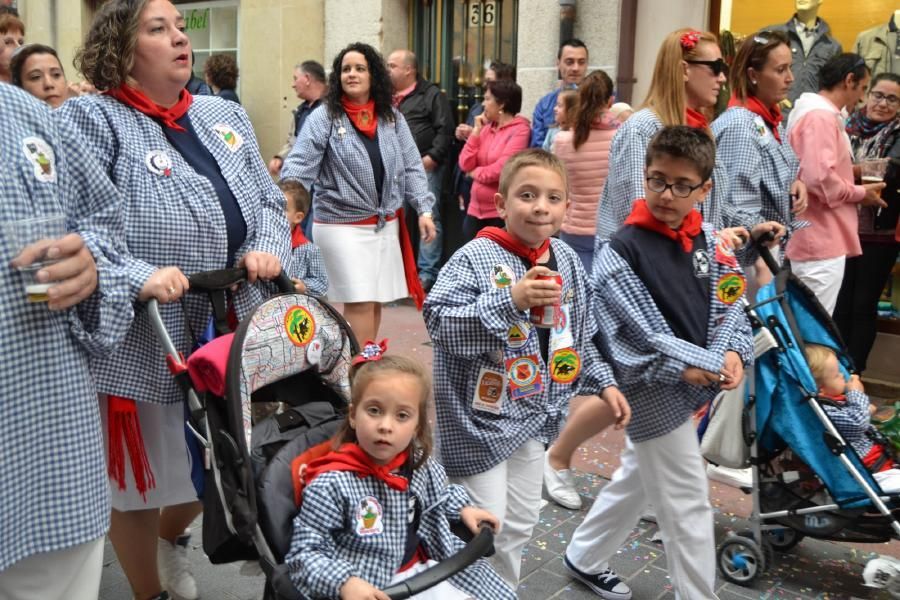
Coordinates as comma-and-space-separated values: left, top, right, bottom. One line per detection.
567, 420, 719, 600
791, 256, 846, 315
0, 536, 104, 600
450, 439, 544, 587
389, 559, 473, 599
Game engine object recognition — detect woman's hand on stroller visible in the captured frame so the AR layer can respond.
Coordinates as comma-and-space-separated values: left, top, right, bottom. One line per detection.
238, 251, 281, 284
139, 266, 189, 303
750, 221, 786, 247
340, 576, 390, 600
460, 505, 500, 535
719, 351, 744, 390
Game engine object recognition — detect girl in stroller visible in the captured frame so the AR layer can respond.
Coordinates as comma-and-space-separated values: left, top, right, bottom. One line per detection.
806, 344, 900, 494
285, 343, 515, 600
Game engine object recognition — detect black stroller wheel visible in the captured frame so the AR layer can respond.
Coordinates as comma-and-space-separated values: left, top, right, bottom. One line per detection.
763, 527, 803, 552
717, 534, 764, 586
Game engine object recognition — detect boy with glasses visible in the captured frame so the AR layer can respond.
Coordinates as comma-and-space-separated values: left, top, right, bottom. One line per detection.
564, 126, 753, 600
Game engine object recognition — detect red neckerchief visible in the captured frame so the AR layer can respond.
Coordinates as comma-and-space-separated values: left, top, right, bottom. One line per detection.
105, 85, 193, 132
820, 392, 846, 403
685, 107, 709, 130
341, 96, 377, 139
303, 443, 410, 491
728, 94, 783, 142
624, 199, 702, 253
476, 226, 550, 267
291, 224, 308, 249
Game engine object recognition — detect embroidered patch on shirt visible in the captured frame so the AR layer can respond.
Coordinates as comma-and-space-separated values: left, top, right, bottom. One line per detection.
693, 248, 710, 277
507, 322, 532, 349
145, 150, 172, 177
549, 304, 574, 353
212, 124, 243, 151
490, 264, 516, 288
550, 348, 581, 384
285, 305, 316, 346
22, 136, 56, 183
505, 355, 543, 400
355, 496, 384, 536
472, 368, 507, 414
716, 273, 746, 304
714, 237, 738, 268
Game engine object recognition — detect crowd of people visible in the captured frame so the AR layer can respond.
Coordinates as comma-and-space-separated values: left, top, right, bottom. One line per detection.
1, 0, 899, 599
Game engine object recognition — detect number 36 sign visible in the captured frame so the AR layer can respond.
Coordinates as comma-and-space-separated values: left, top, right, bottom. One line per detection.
469, 1, 497, 27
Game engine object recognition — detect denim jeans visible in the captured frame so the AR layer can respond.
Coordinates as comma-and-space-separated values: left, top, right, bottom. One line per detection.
417, 164, 445, 283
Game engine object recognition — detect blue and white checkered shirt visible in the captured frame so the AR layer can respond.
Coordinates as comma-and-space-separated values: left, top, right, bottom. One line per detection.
712, 107, 799, 229
821, 389, 875, 458
289, 241, 328, 297
280, 105, 434, 229
286, 454, 515, 599
0, 84, 132, 571
594, 109, 752, 255
424, 237, 617, 477
59, 94, 291, 405
592, 223, 754, 443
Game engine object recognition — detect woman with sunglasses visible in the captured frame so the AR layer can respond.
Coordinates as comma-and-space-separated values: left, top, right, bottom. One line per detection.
712, 31, 809, 295
833, 72, 900, 373
594, 28, 783, 249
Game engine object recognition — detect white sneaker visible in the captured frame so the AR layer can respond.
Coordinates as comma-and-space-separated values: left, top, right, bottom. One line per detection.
158, 530, 199, 600
543, 451, 582, 509
707, 464, 753, 489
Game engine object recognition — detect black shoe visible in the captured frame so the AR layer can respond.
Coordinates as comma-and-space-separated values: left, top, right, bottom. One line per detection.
563, 555, 632, 599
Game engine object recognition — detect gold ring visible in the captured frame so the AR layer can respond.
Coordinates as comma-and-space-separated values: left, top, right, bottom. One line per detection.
168, 287, 177, 295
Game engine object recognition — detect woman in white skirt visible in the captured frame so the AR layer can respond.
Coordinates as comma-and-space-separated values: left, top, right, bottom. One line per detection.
61, 1, 290, 599
282, 42, 436, 342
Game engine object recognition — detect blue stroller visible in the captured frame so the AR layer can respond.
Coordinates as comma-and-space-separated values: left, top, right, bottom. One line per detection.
714, 246, 900, 588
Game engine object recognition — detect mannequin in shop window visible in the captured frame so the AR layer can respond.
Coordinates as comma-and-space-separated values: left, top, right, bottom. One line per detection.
854, 10, 900, 79
765, 0, 841, 114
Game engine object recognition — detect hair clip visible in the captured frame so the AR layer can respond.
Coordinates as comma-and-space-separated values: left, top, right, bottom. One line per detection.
352, 339, 389, 366
680, 31, 702, 51
753, 35, 769, 45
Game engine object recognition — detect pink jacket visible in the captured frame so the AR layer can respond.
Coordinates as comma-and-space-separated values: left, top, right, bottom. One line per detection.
458, 115, 531, 219
785, 93, 865, 261
554, 113, 619, 236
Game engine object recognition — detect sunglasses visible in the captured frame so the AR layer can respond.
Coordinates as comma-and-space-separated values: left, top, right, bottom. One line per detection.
686, 58, 728, 77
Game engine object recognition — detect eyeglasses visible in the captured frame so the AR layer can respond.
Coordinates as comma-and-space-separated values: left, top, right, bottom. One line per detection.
869, 90, 900, 107
645, 177, 705, 198
685, 58, 728, 77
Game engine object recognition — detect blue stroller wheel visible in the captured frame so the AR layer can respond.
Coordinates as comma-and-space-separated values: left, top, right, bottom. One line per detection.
717, 534, 764, 586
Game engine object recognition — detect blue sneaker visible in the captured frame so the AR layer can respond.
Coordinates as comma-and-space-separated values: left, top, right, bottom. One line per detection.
564, 555, 632, 599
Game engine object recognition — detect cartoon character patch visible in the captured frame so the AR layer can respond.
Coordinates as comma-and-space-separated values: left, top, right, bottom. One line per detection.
507, 322, 532, 349
285, 305, 316, 346
355, 496, 384, 536
692, 248, 710, 277
22, 137, 56, 183
715, 273, 746, 304
491, 264, 516, 289
212, 124, 243, 151
550, 348, 581, 384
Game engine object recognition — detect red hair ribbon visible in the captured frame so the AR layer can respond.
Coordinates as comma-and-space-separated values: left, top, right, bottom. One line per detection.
680, 31, 702, 51
352, 339, 389, 366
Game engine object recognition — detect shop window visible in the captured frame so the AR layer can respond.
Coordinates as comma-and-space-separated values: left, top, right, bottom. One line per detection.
173, 0, 239, 88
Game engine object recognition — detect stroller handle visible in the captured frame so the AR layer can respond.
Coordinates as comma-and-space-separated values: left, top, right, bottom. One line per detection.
753, 230, 780, 277
380, 524, 495, 600
187, 267, 295, 295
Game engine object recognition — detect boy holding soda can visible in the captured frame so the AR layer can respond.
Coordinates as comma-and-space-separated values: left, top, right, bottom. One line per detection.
424, 149, 630, 590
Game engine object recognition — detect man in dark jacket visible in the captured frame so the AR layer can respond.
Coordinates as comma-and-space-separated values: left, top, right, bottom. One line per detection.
388, 49, 454, 291
766, 0, 841, 115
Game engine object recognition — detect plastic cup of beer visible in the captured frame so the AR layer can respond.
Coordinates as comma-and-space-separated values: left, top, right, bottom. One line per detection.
4, 215, 67, 303
860, 158, 889, 190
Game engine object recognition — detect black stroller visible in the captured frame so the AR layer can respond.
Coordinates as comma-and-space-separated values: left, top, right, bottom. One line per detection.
149, 268, 494, 599
710, 246, 900, 591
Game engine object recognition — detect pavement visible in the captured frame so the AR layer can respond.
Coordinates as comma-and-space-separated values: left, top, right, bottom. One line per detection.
99, 302, 900, 600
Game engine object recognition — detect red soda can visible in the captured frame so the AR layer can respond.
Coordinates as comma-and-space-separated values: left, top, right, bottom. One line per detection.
530, 271, 562, 328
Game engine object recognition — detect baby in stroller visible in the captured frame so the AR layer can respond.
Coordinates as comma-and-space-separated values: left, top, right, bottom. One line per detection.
285, 343, 515, 600
806, 344, 900, 494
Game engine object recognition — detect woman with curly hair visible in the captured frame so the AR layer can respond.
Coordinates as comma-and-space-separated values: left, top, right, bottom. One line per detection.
203, 53, 239, 104
281, 42, 436, 342
58, 1, 290, 599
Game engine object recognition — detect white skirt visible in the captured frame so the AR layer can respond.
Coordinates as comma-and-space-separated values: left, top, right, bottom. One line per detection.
313, 219, 408, 303
99, 397, 200, 511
